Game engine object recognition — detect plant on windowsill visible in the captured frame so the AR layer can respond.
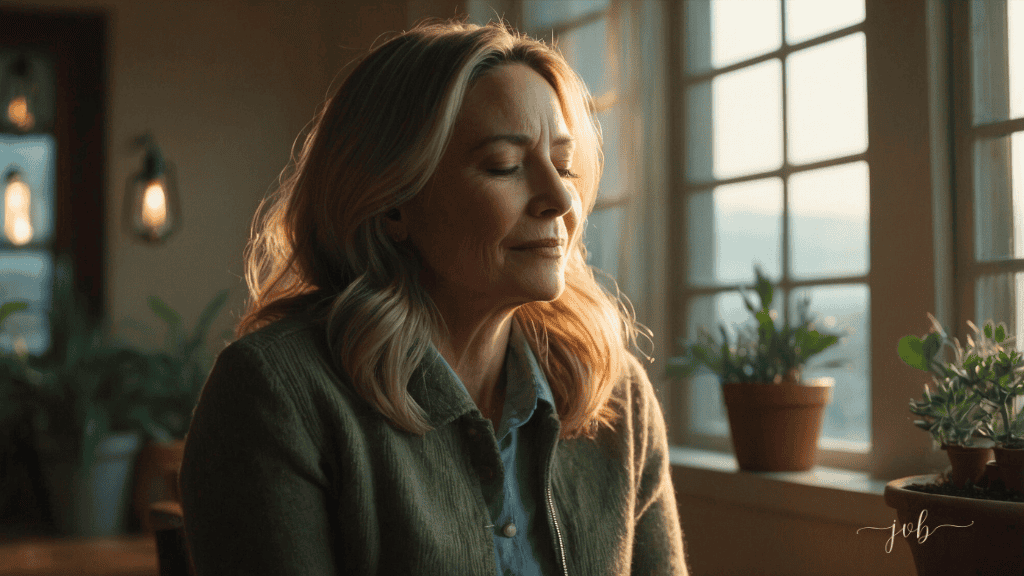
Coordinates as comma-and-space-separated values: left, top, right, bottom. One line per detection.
882, 314, 1024, 576
896, 313, 1024, 492
665, 265, 845, 472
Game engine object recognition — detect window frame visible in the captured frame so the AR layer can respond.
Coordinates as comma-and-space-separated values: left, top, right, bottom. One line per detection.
0, 7, 107, 328
951, 0, 1024, 336
668, 0, 954, 478
674, 1, 872, 463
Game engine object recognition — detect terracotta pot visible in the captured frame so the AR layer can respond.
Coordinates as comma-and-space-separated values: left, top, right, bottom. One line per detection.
982, 460, 1002, 489
884, 474, 1024, 575
132, 438, 185, 531
942, 445, 994, 488
720, 378, 832, 472
994, 446, 1024, 494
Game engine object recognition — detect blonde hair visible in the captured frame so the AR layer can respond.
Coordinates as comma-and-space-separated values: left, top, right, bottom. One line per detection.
238, 19, 651, 439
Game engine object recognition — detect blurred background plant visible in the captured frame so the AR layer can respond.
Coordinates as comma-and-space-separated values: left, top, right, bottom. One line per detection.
142, 288, 230, 440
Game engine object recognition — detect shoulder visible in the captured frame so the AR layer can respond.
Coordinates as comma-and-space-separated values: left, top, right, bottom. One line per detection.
611, 354, 664, 425
199, 311, 347, 426
214, 311, 337, 385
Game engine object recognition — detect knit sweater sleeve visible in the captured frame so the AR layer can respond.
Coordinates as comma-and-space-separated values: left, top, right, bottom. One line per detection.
630, 361, 690, 576
179, 338, 336, 576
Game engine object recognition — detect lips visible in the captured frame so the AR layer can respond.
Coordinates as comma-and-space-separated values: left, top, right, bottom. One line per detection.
512, 238, 566, 249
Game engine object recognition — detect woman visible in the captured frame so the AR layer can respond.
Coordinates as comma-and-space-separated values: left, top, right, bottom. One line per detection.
180, 19, 688, 575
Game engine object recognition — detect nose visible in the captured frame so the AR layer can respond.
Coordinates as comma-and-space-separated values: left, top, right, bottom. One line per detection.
529, 161, 575, 219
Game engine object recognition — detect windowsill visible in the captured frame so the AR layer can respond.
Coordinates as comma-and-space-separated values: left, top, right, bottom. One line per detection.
669, 446, 897, 528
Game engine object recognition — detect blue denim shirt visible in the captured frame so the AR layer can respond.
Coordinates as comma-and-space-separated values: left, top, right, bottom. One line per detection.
436, 318, 557, 576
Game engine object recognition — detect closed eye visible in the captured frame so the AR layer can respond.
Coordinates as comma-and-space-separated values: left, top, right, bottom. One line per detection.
488, 166, 519, 176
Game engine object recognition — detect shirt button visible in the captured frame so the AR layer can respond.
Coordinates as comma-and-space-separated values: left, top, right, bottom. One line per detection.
502, 522, 517, 538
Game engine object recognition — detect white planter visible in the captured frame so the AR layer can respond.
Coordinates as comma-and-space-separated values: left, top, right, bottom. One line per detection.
37, 431, 144, 536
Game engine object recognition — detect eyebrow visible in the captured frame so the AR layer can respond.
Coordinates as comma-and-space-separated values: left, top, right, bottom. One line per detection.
470, 133, 576, 152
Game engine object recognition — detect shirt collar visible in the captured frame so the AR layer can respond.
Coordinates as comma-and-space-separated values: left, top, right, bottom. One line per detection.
405, 317, 555, 432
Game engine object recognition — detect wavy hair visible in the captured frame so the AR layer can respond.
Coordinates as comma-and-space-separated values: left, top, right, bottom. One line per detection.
237, 19, 652, 439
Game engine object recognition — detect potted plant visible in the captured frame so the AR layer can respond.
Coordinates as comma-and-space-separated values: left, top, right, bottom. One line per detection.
666, 266, 845, 471
130, 288, 230, 530
897, 314, 1024, 488
1, 255, 173, 536
883, 313, 1024, 575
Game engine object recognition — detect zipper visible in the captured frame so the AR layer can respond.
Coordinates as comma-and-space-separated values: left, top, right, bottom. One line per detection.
547, 482, 568, 576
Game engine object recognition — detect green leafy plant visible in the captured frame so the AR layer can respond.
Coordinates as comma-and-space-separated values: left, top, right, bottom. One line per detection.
666, 265, 845, 385
0, 300, 31, 425
899, 314, 1024, 448
144, 289, 231, 439
7, 254, 173, 472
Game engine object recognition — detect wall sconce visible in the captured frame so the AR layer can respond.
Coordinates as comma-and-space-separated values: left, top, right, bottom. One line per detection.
123, 134, 180, 244
3, 166, 33, 246
1, 54, 40, 132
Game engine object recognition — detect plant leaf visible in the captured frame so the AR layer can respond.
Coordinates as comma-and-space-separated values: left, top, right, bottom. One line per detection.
898, 336, 928, 371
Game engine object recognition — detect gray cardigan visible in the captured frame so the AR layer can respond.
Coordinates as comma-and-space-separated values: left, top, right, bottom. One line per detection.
180, 312, 688, 575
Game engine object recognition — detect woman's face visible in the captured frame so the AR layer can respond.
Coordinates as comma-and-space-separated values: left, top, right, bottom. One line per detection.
398, 63, 583, 312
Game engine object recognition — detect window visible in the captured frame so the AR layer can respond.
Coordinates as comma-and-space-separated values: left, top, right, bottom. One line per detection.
679, 0, 871, 454
0, 53, 57, 354
0, 8, 107, 353
955, 0, 1024, 344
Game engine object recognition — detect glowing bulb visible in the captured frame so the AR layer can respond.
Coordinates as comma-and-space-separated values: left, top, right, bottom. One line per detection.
142, 180, 167, 231
4, 174, 33, 245
6, 95, 34, 131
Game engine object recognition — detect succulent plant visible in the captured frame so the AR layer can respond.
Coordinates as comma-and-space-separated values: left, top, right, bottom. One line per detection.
899, 314, 1024, 448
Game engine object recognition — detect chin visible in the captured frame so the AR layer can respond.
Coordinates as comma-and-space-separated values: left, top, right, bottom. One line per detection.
519, 278, 565, 303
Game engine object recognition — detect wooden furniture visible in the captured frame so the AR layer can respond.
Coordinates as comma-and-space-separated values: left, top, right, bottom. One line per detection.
0, 534, 158, 576
149, 500, 193, 576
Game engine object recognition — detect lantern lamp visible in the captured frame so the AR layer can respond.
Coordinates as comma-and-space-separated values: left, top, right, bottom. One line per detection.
123, 135, 181, 244
3, 167, 33, 246
1, 54, 39, 132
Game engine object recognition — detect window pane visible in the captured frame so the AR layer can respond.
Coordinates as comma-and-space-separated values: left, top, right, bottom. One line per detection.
555, 16, 609, 99
975, 272, 1024, 347
0, 249, 52, 354
786, 33, 868, 165
709, 0, 782, 69
789, 283, 870, 445
784, 0, 864, 45
685, 291, 752, 437
595, 107, 623, 201
0, 133, 57, 246
974, 132, 1024, 261
711, 60, 784, 179
789, 161, 870, 279
523, 0, 608, 31
584, 205, 623, 281
687, 178, 783, 286
971, 0, 1024, 124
